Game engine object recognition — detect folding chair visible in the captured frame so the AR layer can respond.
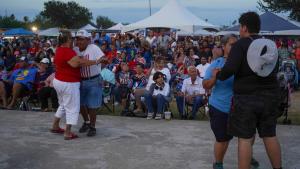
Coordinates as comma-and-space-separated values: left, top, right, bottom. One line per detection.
183, 94, 209, 120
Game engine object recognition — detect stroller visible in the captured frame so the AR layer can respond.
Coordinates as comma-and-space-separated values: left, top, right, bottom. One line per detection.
277, 72, 292, 124
279, 59, 299, 90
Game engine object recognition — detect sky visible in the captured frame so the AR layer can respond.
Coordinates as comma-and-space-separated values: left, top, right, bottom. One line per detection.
0, 0, 260, 26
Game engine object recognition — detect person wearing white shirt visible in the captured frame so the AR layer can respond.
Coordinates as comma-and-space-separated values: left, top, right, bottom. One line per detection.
74, 29, 107, 137
176, 66, 206, 120
146, 31, 157, 48
196, 57, 210, 78
146, 56, 171, 91
144, 72, 170, 120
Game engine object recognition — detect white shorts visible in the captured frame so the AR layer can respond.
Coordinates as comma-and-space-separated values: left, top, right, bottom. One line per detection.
53, 78, 80, 125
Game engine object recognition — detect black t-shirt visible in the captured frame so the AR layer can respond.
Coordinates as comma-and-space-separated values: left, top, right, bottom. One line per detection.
217, 35, 279, 95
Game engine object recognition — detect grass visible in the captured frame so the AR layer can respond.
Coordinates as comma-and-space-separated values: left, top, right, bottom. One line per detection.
97, 92, 300, 125
97, 99, 209, 121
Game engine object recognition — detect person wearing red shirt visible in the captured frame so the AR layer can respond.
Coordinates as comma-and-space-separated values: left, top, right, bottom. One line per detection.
50, 30, 101, 140
106, 44, 117, 61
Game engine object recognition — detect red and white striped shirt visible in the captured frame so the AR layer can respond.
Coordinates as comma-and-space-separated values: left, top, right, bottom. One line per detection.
74, 44, 104, 78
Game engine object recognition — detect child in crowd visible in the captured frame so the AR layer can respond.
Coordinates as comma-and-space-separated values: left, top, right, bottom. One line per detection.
115, 63, 133, 114
132, 64, 147, 113
144, 71, 170, 120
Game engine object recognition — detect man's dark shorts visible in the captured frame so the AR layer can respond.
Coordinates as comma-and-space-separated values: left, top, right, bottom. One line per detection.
228, 90, 280, 139
209, 105, 233, 142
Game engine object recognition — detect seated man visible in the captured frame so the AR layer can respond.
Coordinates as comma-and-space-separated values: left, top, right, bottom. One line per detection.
0, 56, 38, 109
144, 71, 170, 120
176, 66, 206, 120
38, 58, 53, 82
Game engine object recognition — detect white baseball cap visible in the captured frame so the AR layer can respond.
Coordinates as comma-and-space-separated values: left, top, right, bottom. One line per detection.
19, 56, 28, 62
247, 39, 278, 77
45, 40, 51, 46
40, 58, 50, 64
76, 29, 91, 38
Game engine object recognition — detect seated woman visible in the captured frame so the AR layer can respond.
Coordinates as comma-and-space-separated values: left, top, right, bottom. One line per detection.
132, 64, 147, 113
144, 71, 170, 120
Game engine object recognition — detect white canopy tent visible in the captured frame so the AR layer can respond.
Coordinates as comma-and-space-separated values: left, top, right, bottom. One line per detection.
107, 23, 124, 31
80, 24, 97, 30
177, 29, 213, 36
276, 20, 300, 35
122, 0, 218, 33
38, 28, 60, 36
215, 31, 239, 36
274, 30, 300, 35
215, 30, 274, 36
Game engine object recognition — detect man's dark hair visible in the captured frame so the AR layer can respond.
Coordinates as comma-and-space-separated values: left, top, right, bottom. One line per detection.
239, 12, 261, 34
136, 63, 144, 69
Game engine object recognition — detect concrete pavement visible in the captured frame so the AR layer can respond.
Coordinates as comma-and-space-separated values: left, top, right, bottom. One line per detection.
0, 110, 299, 169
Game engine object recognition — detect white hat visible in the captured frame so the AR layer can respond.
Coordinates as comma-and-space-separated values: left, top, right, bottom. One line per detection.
76, 29, 91, 38
247, 39, 278, 77
19, 56, 28, 62
45, 40, 51, 46
40, 58, 50, 64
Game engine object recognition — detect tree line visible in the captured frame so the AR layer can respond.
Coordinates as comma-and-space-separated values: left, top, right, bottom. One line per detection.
0, 0, 116, 30
0, 0, 299, 30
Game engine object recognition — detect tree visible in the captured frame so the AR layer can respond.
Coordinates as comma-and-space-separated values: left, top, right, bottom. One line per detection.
10, 14, 15, 20
32, 14, 53, 29
258, 0, 300, 21
40, 0, 92, 28
23, 16, 29, 23
96, 16, 115, 29
0, 15, 25, 28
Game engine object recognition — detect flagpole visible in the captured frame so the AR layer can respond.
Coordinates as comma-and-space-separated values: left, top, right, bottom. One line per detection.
149, 0, 152, 16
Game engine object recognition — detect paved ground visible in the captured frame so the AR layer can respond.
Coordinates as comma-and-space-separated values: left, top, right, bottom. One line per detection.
0, 110, 300, 169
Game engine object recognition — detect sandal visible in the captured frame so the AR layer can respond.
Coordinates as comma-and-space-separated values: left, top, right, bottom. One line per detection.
50, 128, 65, 134
64, 132, 79, 140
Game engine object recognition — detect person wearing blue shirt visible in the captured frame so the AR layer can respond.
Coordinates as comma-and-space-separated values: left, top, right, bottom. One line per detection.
203, 34, 237, 169
6, 56, 38, 109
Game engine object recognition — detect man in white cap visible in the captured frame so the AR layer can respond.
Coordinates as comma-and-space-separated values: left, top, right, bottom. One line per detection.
38, 58, 53, 82
215, 12, 282, 169
74, 29, 106, 137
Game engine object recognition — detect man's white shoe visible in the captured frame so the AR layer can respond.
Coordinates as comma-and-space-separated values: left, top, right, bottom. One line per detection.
147, 113, 153, 120
155, 113, 162, 120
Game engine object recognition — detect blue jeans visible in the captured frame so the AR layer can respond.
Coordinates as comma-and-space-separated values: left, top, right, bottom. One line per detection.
80, 76, 102, 109
176, 95, 204, 118
144, 93, 167, 114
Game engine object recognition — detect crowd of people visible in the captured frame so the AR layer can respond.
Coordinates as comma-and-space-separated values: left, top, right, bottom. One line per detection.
1, 11, 299, 169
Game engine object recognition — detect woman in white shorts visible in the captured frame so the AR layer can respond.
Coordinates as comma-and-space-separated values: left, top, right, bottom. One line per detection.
50, 30, 100, 140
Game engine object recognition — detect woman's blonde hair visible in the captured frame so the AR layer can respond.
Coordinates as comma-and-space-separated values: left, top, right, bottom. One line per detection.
58, 29, 72, 46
